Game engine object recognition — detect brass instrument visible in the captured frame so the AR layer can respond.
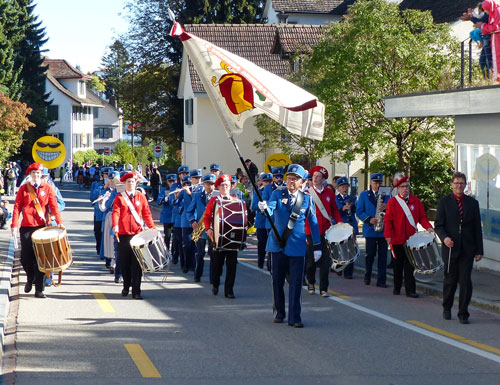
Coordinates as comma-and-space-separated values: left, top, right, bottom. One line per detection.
374, 191, 386, 232
191, 210, 206, 242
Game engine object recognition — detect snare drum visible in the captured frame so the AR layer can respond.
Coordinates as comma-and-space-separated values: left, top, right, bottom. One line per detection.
405, 231, 443, 276
325, 223, 359, 272
130, 229, 171, 273
31, 226, 72, 274
212, 198, 247, 251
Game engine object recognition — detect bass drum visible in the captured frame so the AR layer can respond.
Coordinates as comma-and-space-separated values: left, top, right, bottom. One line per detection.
324, 223, 359, 272
213, 198, 247, 251
405, 231, 443, 282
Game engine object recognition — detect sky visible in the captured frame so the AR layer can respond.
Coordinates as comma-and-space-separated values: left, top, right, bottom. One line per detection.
34, 0, 130, 73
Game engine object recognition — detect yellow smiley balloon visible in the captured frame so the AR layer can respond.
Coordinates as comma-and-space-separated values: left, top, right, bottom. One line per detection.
32, 136, 66, 169
265, 153, 292, 173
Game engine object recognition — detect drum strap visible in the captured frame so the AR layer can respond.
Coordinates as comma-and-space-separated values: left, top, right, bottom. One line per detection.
121, 192, 145, 229
26, 184, 47, 225
308, 187, 332, 223
280, 191, 304, 249
395, 195, 417, 230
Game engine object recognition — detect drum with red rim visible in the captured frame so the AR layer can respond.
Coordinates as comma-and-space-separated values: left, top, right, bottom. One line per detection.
212, 198, 247, 251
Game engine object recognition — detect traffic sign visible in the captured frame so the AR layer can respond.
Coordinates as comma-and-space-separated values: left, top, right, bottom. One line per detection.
154, 145, 163, 158
103, 147, 111, 155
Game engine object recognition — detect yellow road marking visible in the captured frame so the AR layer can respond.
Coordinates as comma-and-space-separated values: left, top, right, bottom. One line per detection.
91, 290, 115, 313
125, 344, 162, 378
408, 320, 500, 356
73, 261, 83, 265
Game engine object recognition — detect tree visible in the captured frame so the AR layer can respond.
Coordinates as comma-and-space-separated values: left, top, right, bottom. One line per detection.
113, 140, 136, 166
87, 73, 106, 92
303, 0, 460, 193
0, 92, 34, 165
101, 39, 130, 106
0, 0, 23, 99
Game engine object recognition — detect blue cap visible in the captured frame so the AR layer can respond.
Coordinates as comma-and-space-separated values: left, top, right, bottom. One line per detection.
286, 164, 306, 179
42, 167, 49, 176
370, 173, 383, 182
202, 174, 216, 184
101, 167, 114, 174
189, 169, 202, 177
304, 173, 311, 180
109, 171, 120, 179
261, 173, 273, 181
177, 165, 189, 174
182, 175, 192, 184
337, 177, 349, 186
271, 166, 285, 176
210, 163, 220, 171
166, 173, 177, 181
231, 176, 238, 182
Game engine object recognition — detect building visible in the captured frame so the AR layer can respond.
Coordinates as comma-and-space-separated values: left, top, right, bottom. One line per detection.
263, 0, 355, 25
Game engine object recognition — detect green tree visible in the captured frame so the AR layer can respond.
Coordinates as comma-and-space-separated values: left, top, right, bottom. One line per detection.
73, 149, 100, 165
303, 0, 460, 191
113, 140, 136, 166
0, 0, 23, 99
101, 39, 130, 106
87, 73, 106, 92
133, 143, 154, 167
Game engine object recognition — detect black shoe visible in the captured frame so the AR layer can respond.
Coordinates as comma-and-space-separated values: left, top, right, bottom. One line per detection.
132, 294, 143, 300
34, 291, 46, 298
376, 283, 388, 288
258, 263, 264, 269
24, 281, 33, 293
443, 310, 451, 320
212, 286, 218, 295
194, 277, 200, 282
364, 277, 370, 285
302, 279, 308, 287
225, 293, 235, 299
172, 258, 178, 265
273, 318, 284, 324
393, 288, 401, 295
182, 268, 188, 274
109, 266, 115, 274
121, 288, 129, 297
458, 316, 469, 324
406, 292, 419, 298
288, 322, 304, 328
387, 260, 394, 269
336, 271, 342, 276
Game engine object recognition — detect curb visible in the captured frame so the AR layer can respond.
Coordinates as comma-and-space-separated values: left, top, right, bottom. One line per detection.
0, 239, 14, 348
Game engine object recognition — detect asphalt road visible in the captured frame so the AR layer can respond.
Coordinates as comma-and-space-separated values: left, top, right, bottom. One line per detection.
6, 185, 500, 385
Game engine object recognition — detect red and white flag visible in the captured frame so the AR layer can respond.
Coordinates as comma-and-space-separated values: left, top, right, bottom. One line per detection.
171, 22, 324, 141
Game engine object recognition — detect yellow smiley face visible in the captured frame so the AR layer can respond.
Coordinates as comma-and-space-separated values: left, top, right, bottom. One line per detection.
32, 136, 66, 169
265, 153, 292, 173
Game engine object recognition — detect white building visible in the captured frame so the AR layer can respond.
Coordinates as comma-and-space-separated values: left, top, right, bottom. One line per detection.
87, 90, 123, 153
263, 0, 354, 25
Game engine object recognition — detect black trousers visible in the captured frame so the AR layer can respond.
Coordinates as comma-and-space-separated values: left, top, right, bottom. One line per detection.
443, 252, 474, 319
392, 244, 416, 294
306, 235, 329, 292
94, 219, 102, 255
20, 226, 46, 292
163, 223, 173, 251
118, 234, 142, 296
211, 249, 237, 295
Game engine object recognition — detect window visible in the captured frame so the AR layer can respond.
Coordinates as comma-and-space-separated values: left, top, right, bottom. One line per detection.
185, 98, 193, 125
78, 80, 85, 96
72, 106, 91, 121
73, 133, 81, 148
47, 105, 59, 121
94, 127, 112, 139
93, 107, 99, 119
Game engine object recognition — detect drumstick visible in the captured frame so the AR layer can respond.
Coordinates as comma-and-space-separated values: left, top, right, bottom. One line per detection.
389, 243, 396, 260
115, 233, 120, 243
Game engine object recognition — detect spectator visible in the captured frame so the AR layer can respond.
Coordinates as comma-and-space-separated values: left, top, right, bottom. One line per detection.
245, 159, 259, 182
150, 167, 162, 202
475, 0, 500, 80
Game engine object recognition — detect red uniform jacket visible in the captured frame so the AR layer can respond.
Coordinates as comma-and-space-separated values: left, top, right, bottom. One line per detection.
12, 183, 62, 228
305, 186, 342, 236
384, 194, 432, 245
112, 191, 155, 235
203, 195, 241, 230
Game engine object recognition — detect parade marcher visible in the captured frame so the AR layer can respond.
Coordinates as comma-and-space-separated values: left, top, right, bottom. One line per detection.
335, 177, 358, 279
210, 163, 221, 178
90, 168, 110, 256
204, 174, 246, 298
158, 173, 177, 251
268, 166, 285, 190
356, 173, 390, 287
112, 172, 155, 299
175, 174, 196, 273
230, 175, 245, 200
251, 172, 273, 269
391, 172, 404, 198
11, 163, 64, 298
384, 176, 433, 298
169, 166, 189, 265
187, 174, 217, 282
435, 172, 483, 324
305, 166, 343, 297
259, 164, 321, 327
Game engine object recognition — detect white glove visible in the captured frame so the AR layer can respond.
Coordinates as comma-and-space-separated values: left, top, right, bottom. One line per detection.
258, 201, 268, 212
314, 250, 322, 262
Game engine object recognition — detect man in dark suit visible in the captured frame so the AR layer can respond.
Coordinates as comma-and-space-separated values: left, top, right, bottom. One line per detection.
435, 171, 483, 324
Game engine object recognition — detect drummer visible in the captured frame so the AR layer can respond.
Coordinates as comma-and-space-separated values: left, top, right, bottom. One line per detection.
204, 174, 244, 298
305, 166, 343, 297
384, 176, 433, 298
112, 172, 155, 299
11, 162, 64, 298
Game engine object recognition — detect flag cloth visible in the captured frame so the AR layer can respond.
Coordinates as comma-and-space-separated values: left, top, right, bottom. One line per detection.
171, 22, 324, 141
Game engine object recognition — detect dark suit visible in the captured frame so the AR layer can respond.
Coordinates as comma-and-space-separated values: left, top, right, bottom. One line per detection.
434, 193, 483, 319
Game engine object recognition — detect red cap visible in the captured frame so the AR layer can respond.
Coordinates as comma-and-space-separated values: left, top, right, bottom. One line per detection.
394, 176, 409, 187
26, 163, 44, 175
310, 165, 328, 180
120, 172, 136, 183
214, 174, 232, 189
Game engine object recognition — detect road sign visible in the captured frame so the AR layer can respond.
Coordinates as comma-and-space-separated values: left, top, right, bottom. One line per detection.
103, 147, 111, 155
154, 145, 163, 158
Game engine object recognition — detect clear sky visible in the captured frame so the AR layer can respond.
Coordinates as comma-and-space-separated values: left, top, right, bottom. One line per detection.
34, 0, 129, 73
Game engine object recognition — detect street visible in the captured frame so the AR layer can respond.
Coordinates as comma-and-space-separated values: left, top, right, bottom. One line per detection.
4, 185, 500, 385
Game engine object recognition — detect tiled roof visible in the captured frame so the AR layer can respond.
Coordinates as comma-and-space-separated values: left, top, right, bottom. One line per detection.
183, 24, 326, 93
46, 72, 102, 107
43, 58, 92, 80
399, 0, 478, 23
270, 0, 355, 14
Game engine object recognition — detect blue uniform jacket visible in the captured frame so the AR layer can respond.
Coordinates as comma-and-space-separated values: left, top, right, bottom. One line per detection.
186, 190, 209, 224
251, 187, 271, 229
336, 194, 358, 235
265, 187, 321, 257
177, 188, 193, 228
169, 183, 182, 227
91, 181, 105, 221
158, 186, 173, 224
355, 190, 389, 238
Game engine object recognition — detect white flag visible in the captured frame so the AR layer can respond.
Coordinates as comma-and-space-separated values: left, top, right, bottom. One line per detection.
171, 22, 324, 141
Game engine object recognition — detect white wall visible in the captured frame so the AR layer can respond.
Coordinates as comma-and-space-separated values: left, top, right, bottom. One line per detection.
93, 102, 123, 150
